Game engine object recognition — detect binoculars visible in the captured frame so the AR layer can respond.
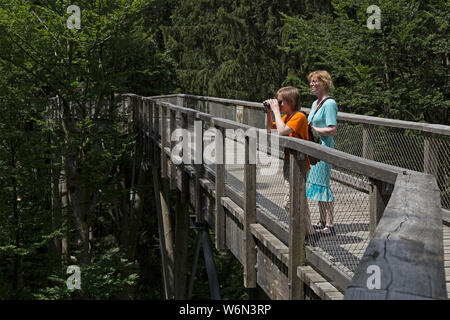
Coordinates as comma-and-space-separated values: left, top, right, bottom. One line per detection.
262, 99, 282, 112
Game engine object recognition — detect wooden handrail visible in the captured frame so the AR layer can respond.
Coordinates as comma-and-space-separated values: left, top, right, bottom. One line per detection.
140, 97, 412, 185
344, 173, 447, 299
149, 93, 450, 135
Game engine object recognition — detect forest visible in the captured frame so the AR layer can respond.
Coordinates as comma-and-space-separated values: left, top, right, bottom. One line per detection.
0, 0, 448, 299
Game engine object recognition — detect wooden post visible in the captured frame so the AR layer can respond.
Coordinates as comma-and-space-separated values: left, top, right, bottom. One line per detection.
155, 103, 175, 297
363, 124, 374, 160
369, 179, 392, 237
177, 95, 184, 108
141, 99, 148, 158
169, 109, 177, 190
151, 103, 173, 299
288, 149, 307, 300
424, 132, 438, 177
243, 134, 257, 288
214, 125, 226, 250
154, 102, 160, 147
148, 100, 154, 147
161, 105, 168, 178
139, 97, 144, 137
174, 111, 190, 299
194, 115, 204, 222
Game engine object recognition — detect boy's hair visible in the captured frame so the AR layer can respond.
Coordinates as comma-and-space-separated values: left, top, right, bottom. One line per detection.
276, 86, 301, 111
307, 70, 333, 91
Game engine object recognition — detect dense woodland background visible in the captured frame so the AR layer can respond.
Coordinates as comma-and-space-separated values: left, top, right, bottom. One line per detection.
0, 0, 448, 299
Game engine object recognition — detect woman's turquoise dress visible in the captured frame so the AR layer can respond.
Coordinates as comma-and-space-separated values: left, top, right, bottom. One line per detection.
306, 99, 338, 202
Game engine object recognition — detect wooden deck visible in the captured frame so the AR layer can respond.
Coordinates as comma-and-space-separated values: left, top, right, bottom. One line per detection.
158, 116, 449, 299
444, 224, 450, 295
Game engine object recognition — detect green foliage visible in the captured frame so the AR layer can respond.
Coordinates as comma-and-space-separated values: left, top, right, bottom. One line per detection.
163, 0, 318, 101
280, 0, 449, 123
188, 229, 248, 300
33, 248, 139, 300
0, 0, 171, 299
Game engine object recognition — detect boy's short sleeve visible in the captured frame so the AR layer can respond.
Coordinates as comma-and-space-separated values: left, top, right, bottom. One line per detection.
273, 115, 287, 127
286, 112, 308, 140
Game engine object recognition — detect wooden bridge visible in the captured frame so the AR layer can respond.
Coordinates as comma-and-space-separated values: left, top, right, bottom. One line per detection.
123, 93, 449, 300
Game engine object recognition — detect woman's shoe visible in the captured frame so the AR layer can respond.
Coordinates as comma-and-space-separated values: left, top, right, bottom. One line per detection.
321, 226, 336, 235
312, 220, 325, 230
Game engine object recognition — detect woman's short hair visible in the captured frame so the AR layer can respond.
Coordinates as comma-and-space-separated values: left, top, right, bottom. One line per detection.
276, 86, 301, 111
307, 70, 333, 91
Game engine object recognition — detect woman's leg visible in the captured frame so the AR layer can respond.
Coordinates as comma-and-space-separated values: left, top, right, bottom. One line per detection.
319, 200, 334, 231
318, 201, 334, 226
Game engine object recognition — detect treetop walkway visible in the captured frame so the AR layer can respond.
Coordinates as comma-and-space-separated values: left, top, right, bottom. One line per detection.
121, 93, 449, 300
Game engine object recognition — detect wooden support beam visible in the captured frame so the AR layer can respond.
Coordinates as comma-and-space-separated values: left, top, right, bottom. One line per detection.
161, 105, 168, 178
194, 115, 204, 222
159, 175, 175, 299
363, 124, 374, 160
169, 109, 177, 190
174, 142, 190, 299
151, 133, 173, 299
142, 99, 148, 158
297, 266, 344, 300
215, 126, 226, 250
369, 179, 392, 238
243, 135, 257, 288
154, 101, 160, 141
424, 132, 438, 177
288, 150, 307, 300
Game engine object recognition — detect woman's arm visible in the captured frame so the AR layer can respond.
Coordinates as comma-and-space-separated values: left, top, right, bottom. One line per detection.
312, 125, 337, 136
312, 100, 338, 136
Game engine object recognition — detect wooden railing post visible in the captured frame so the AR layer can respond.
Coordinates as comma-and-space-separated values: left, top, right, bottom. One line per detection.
142, 98, 148, 158
177, 95, 184, 108
243, 132, 257, 288
169, 109, 177, 190
214, 124, 226, 250
154, 101, 160, 146
174, 111, 190, 299
138, 96, 144, 136
150, 99, 173, 299
288, 149, 307, 300
148, 100, 154, 144
424, 132, 438, 177
369, 179, 392, 238
363, 124, 374, 160
194, 114, 204, 222
161, 105, 168, 178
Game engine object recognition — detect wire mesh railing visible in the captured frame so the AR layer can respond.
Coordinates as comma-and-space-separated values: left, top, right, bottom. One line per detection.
163, 94, 449, 212
336, 121, 450, 210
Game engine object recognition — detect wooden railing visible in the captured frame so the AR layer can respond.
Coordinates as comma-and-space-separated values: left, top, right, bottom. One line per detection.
153, 93, 450, 218
125, 93, 447, 300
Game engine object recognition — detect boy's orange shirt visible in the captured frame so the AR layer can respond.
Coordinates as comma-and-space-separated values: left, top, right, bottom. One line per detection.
273, 112, 311, 171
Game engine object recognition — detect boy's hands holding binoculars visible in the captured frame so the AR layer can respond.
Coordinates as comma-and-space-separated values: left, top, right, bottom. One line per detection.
263, 99, 281, 113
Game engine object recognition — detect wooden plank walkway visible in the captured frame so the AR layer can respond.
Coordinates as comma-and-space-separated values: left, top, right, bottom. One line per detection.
161, 119, 450, 298
444, 224, 450, 296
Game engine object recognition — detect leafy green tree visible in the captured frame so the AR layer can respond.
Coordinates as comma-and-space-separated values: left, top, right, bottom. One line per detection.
163, 0, 325, 101
280, 0, 449, 124
0, 0, 172, 299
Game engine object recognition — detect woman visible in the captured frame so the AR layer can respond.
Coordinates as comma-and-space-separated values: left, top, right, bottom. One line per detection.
264, 86, 316, 237
306, 71, 338, 235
